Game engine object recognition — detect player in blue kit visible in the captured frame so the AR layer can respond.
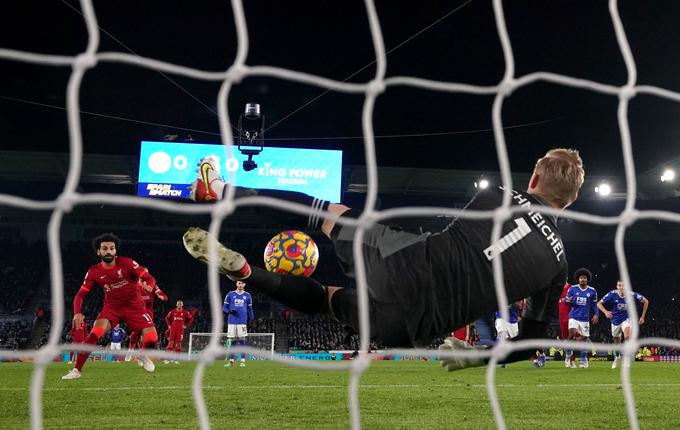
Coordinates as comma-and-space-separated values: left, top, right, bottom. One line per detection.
597, 280, 649, 369
494, 302, 522, 341
109, 324, 126, 362
564, 268, 598, 368
495, 301, 522, 368
223, 281, 255, 367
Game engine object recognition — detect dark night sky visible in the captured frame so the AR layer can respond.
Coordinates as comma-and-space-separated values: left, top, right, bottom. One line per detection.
0, 0, 679, 176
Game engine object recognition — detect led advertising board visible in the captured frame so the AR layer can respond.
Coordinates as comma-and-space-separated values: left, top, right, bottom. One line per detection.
137, 141, 342, 202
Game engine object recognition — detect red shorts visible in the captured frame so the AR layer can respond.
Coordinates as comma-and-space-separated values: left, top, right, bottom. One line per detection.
71, 334, 85, 343
559, 320, 569, 340
97, 304, 155, 333
168, 328, 185, 343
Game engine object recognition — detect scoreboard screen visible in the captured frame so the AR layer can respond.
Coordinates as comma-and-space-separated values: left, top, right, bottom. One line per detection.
137, 141, 343, 202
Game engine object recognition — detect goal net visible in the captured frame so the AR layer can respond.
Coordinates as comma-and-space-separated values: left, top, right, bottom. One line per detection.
188, 333, 275, 358
1, 0, 680, 429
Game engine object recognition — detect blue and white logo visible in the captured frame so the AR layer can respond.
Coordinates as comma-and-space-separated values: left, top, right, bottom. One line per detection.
137, 141, 343, 202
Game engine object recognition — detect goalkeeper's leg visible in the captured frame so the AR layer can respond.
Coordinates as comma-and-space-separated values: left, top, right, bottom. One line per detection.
189, 157, 341, 231
182, 227, 411, 346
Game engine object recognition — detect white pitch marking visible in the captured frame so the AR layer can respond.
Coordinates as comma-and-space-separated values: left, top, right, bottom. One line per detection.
3, 383, 680, 392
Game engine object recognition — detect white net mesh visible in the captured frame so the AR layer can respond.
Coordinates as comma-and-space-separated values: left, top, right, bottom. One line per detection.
2, 0, 680, 429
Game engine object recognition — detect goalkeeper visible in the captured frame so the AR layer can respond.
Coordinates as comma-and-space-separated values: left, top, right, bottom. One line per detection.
184, 148, 584, 369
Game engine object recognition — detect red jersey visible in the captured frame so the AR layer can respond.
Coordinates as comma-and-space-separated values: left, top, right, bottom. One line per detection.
165, 308, 194, 331
140, 283, 167, 313
452, 325, 470, 344
140, 288, 155, 311
74, 256, 156, 314
70, 320, 88, 342
558, 282, 571, 322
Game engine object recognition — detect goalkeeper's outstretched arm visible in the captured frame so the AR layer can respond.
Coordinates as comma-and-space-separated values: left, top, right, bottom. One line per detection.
439, 318, 550, 371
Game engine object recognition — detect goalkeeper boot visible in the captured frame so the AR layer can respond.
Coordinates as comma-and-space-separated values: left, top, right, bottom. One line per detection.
189, 157, 224, 202
182, 227, 252, 281
61, 368, 81, 380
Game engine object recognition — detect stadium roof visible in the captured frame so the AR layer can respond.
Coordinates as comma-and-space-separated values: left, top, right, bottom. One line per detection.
0, 1, 678, 176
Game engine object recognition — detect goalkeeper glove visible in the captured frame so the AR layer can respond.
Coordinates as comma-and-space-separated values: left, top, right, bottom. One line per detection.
438, 336, 485, 372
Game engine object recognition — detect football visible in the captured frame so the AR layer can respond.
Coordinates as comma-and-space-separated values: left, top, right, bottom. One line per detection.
263, 230, 319, 277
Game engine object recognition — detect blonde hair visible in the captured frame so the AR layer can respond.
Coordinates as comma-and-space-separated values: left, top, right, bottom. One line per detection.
533, 148, 584, 208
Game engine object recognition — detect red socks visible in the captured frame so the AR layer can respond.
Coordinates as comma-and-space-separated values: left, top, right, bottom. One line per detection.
141, 330, 159, 349
128, 331, 139, 350
74, 326, 106, 371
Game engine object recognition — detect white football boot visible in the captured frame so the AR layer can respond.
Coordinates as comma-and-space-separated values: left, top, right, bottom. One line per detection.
183, 227, 251, 281
142, 357, 155, 372
61, 369, 82, 380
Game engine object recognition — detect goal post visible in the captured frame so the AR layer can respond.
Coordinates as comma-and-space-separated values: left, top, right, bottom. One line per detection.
188, 332, 275, 358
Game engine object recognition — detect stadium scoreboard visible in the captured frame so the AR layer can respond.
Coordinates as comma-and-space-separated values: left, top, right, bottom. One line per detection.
137, 141, 343, 202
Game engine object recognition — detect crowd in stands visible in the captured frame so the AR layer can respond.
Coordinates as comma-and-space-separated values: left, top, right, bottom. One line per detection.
0, 236, 47, 315
0, 317, 32, 350
287, 315, 346, 351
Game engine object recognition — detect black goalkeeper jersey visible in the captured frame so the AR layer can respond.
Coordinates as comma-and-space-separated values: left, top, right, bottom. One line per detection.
373, 186, 568, 346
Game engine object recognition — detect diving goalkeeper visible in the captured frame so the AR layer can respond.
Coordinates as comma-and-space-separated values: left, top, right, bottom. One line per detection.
183, 148, 584, 369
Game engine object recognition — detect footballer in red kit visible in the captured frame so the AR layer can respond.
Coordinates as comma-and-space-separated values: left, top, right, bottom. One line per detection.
68, 319, 88, 363
126, 278, 168, 361
558, 282, 572, 340
62, 233, 161, 380
164, 300, 194, 363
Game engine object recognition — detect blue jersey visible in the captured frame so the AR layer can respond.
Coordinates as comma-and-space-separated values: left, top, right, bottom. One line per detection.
110, 327, 126, 343
495, 307, 520, 324
223, 290, 254, 325
566, 285, 598, 322
601, 290, 645, 325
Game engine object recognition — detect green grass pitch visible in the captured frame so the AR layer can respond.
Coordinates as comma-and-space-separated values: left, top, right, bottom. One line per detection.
1, 360, 679, 429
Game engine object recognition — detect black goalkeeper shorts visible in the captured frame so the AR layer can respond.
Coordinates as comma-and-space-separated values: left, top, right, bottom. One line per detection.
328, 214, 433, 347
330, 288, 411, 347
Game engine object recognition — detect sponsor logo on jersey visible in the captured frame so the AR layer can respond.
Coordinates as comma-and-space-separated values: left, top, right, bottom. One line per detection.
107, 280, 128, 290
